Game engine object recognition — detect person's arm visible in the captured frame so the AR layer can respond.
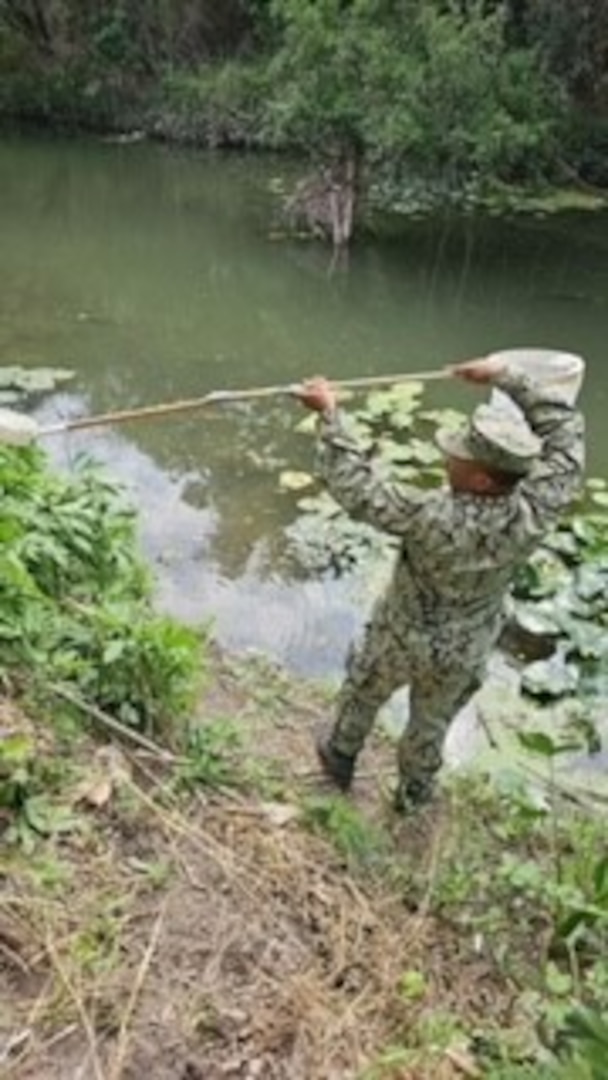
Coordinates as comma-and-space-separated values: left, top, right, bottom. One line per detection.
453, 357, 585, 530
493, 368, 585, 527
297, 378, 431, 536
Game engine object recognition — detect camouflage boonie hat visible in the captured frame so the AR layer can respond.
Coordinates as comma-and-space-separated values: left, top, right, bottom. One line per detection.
435, 404, 542, 476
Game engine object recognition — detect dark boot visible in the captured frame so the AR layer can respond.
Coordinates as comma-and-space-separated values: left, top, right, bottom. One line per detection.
394, 774, 435, 814
316, 732, 356, 792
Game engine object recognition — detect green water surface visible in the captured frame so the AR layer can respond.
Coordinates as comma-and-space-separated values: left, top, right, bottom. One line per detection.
1, 135, 607, 672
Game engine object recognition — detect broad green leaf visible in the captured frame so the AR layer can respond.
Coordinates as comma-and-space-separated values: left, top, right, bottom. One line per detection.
511, 603, 562, 637
359, 390, 396, 419
562, 618, 608, 660
406, 438, 442, 465
388, 381, 424, 407
572, 517, 595, 545
0, 732, 34, 766
513, 551, 569, 599
22, 797, 80, 837
358, 382, 423, 424
521, 653, 579, 699
576, 566, 608, 602
0, 390, 22, 406
517, 730, 560, 757
296, 492, 340, 516
0, 365, 74, 394
103, 639, 127, 664
0, 366, 27, 389
564, 1008, 608, 1051
545, 962, 573, 997
419, 407, 466, 431
543, 530, 581, 559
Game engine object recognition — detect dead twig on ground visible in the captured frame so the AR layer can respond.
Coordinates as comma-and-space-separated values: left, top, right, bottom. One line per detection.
48, 683, 183, 764
43, 926, 107, 1080
107, 901, 167, 1080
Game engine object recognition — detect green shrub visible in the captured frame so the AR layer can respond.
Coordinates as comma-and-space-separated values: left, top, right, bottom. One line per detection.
0, 445, 202, 735
158, 61, 269, 146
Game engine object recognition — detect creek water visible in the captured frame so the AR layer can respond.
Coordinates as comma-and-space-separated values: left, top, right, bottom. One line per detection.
1, 133, 607, 677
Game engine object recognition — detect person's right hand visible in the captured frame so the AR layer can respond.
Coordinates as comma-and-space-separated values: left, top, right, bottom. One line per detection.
295, 377, 337, 414
450, 356, 506, 384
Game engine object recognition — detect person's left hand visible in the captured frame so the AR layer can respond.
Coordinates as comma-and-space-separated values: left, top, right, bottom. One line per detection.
449, 356, 506, 383
295, 377, 337, 414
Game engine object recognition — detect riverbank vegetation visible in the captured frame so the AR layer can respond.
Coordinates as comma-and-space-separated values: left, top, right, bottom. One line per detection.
0, 443, 201, 744
3, 613, 608, 1079
1, 2, 607, 240
0, 407, 607, 1076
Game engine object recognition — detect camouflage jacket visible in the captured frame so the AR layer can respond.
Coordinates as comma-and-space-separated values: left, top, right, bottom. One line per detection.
317, 372, 585, 639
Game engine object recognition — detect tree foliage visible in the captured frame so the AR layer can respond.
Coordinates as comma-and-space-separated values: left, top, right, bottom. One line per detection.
266, 0, 563, 189
0, 0, 606, 192
0, 0, 257, 70
522, 0, 608, 112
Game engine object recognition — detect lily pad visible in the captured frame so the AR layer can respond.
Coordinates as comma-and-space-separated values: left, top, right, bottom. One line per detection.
511, 602, 562, 638
512, 550, 570, 600
571, 516, 597, 545
562, 618, 608, 661
575, 565, 608, 604
17, 367, 74, 392
419, 407, 466, 431
578, 659, 608, 702
0, 365, 75, 399
0, 366, 27, 389
0, 390, 22, 406
296, 491, 341, 517
542, 530, 581, 560
375, 438, 420, 465
521, 652, 579, 700
385, 411, 416, 432
389, 381, 424, 406
279, 470, 314, 492
285, 510, 383, 573
406, 438, 442, 466
358, 391, 392, 419
357, 382, 423, 425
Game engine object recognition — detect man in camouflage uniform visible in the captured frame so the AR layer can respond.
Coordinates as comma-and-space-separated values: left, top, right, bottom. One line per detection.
297, 355, 585, 811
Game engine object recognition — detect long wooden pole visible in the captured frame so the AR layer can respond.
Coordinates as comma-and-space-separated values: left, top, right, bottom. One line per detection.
38, 368, 451, 438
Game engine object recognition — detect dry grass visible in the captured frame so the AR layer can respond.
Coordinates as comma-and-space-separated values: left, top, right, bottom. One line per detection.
0, 658, 513, 1080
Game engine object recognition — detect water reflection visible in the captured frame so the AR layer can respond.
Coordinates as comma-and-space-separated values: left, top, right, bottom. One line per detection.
35, 392, 359, 674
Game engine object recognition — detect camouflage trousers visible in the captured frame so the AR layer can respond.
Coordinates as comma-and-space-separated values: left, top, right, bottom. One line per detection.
330, 598, 487, 802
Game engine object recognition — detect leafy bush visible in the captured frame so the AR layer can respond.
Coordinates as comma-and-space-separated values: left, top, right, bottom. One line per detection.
175, 717, 243, 790
157, 61, 269, 146
0, 445, 202, 735
0, 0, 605, 189
266, 0, 565, 207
